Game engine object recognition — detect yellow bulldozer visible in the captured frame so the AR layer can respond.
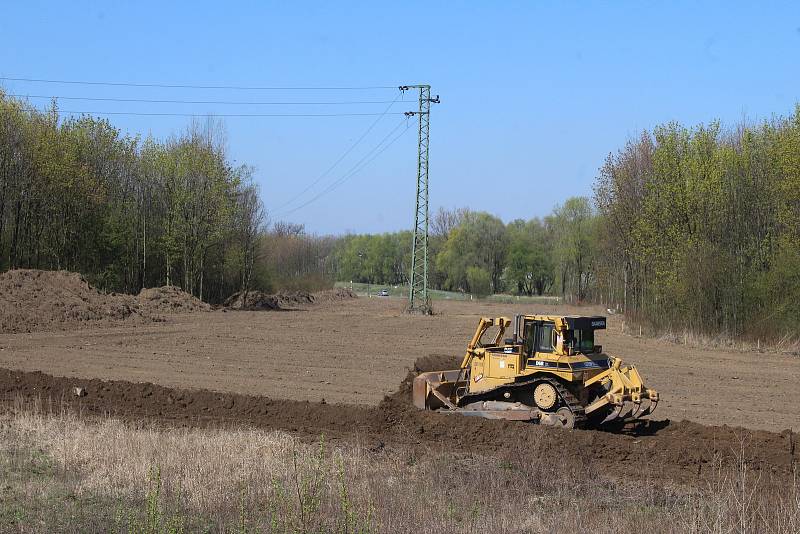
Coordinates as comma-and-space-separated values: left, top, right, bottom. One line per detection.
413, 314, 658, 429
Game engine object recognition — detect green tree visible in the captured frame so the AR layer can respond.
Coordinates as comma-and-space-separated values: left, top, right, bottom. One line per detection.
436, 211, 507, 292
591, 106, 800, 339
549, 197, 595, 302
504, 218, 553, 295
466, 266, 492, 298
0, 91, 266, 304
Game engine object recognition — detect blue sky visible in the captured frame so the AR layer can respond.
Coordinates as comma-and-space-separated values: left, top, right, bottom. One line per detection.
2, 1, 799, 234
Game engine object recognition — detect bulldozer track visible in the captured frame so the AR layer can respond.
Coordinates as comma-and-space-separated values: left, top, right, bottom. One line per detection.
458, 375, 587, 427
549, 378, 587, 427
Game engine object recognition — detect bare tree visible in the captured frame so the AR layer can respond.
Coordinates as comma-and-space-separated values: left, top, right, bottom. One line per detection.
430, 207, 470, 238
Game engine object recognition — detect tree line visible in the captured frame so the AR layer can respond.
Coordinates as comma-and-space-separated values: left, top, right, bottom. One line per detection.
331, 107, 800, 339
595, 109, 800, 338
0, 91, 264, 303
330, 202, 590, 301
3, 87, 798, 338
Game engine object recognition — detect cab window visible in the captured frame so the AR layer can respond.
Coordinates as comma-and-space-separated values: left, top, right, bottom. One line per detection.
537, 323, 554, 353
565, 329, 595, 353
575, 329, 594, 352
523, 323, 536, 356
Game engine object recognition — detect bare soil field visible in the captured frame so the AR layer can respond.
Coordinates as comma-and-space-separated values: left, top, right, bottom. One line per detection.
1, 284, 800, 510
0, 296, 798, 433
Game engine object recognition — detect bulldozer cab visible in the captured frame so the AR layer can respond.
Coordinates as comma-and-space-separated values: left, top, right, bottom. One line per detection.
518, 315, 606, 357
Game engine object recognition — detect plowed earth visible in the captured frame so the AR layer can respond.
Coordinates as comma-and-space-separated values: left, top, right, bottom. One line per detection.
1, 297, 798, 432
1, 363, 797, 486
1, 286, 799, 486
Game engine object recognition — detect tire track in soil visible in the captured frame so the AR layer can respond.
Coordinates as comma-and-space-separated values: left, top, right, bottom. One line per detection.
1, 362, 796, 486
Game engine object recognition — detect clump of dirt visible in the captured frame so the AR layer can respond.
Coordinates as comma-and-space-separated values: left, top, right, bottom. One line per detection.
225, 288, 356, 310
137, 286, 211, 314
0, 269, 147, 333
0, 366, 374, 436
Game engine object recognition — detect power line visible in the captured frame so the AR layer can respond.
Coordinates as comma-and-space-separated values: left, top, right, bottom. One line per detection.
275, 118, 412, 217
27, 108, 408, 118
6, 93, 401, 106
273, 91, 403, 211
281, 121, 411, 215
275, 121, 409, 216
0, 76, 397, 91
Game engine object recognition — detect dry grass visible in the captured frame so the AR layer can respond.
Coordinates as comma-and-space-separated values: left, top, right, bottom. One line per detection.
1, 405, 798, 533
656, 330, 800, 356
615, 318, 800, 356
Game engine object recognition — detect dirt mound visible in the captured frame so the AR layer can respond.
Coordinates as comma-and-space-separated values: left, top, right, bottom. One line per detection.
137, 286, 211, 314
1, 362, 796, 486
277, 290, 316, 307
0, 269, 148, 333
313, 288, 358, 302
0, 270, 219, 333
224, 290, 289, 310
224, 288, 356, 310
0, 366, 374, 436
411, 354, 461, 373
390, 354, 461, 399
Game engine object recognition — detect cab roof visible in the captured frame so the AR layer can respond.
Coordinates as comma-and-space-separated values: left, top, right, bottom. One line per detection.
521, 315, 607, 331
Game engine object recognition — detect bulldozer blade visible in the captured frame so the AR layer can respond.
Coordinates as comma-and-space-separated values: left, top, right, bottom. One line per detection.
413, 370, 465, 411
414, 370, 542, 421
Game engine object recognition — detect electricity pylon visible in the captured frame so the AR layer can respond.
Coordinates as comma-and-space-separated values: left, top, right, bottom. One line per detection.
400, 85, 439, 314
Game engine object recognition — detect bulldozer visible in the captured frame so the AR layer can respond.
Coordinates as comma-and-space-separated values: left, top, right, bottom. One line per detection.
413, 314, 658, 429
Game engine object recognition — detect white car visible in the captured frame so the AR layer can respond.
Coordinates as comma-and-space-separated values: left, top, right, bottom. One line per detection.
378, 289, 389, 297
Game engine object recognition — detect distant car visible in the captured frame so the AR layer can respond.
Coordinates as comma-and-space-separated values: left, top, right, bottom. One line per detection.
378, 289, 389, 297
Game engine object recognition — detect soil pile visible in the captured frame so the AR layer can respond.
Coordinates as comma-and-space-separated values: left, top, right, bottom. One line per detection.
224, 290, 283, 310
0, 270, 217, 333
137, 286, 211, 314
313, 288, 358, 302
276, 291, 316, 308
225, 288, 356, 310
1, 360, 797, 486
0, 270, 145, 333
